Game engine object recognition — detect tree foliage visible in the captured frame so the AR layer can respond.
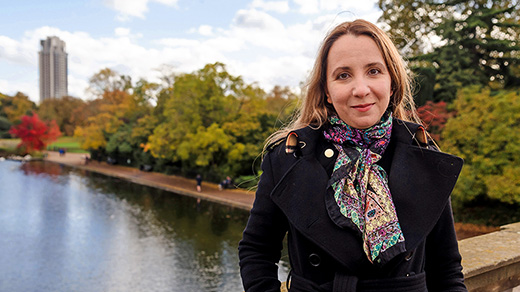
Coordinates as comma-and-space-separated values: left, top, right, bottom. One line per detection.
148, 63, 272, 179
417, 100, 454, 141
38, 96, 87, 136
0, 116, 12, 138
71, 63, 296, 182
442, 87, 520, 205
74, 69, 154, 161
9, 112, 61, 152
379, 0, 520, 101
0, 92, 37, 123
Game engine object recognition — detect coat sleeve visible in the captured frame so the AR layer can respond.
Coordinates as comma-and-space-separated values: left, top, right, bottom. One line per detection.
424, 200, 468, 291
238, 150, 289, 292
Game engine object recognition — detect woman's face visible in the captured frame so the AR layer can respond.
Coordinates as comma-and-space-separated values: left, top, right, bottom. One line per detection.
326, 34, 392, 129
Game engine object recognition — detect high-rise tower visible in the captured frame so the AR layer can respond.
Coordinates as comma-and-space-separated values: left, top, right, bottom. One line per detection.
39, 36, 68, 102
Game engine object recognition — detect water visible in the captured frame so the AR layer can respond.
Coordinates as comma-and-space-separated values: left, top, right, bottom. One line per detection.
0, 160, 289, 291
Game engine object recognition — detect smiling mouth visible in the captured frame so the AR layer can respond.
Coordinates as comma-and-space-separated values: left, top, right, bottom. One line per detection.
352, 103, 374, 112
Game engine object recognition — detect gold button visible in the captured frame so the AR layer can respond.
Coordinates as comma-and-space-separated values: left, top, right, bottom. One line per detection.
324, 149, 334, 158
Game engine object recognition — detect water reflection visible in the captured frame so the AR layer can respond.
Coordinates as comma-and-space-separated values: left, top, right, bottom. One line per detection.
0, 160, 289, 292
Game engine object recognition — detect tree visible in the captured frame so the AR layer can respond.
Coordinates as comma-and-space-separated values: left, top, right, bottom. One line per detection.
442, 86, 520, 205
264, 85, 299, 127
417, 100, 454, 141
38, 96, 87, 136
148, 62, 270, 179
75, 69, 155, 165
0, 116, 12, 138
378, 0, 520, 56
0, 92, 37, 123
9, 112, 61, 152
87, 68, 132, 97
379, 0, 520, 101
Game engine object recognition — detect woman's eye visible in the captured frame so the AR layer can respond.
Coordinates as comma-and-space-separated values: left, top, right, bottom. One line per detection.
368, 68, 381, 75
337, 72, 350, 79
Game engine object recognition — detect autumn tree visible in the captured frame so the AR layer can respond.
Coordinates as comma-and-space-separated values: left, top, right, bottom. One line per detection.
9, 112, 61, 152
38, 96, 87, 136
417, 100, 454, 141
74, 69, 156, 165
0, 92, 37, 123
264, 85, 299, 127
442, 87, 520, 206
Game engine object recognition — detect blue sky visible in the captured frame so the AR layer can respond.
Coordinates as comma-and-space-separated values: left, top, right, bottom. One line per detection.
0, 0, 382, 103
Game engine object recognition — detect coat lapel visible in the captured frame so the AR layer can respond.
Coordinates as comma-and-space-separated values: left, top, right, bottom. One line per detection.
270, 151, 368, 271
389, 120, 463, 251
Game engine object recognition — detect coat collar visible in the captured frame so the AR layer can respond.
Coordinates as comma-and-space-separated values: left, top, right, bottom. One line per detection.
269, 119, 463, 270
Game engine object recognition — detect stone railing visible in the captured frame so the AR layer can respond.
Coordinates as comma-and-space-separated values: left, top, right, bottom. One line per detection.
278, 222, 520, 292
460, 222, 520, 292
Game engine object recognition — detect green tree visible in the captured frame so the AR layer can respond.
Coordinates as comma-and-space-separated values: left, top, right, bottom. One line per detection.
442, 86, 520, 205
148, 62, 269, 179
0, 116, 12, 138
379, 0, 520, 101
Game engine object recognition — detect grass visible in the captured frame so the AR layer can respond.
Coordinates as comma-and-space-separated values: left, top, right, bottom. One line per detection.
0, 137, 88, 154
47, 137, 89, 153
0, 138, 20, 150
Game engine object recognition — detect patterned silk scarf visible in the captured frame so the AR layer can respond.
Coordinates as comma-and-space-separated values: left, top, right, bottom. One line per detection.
323, 113, 405, 263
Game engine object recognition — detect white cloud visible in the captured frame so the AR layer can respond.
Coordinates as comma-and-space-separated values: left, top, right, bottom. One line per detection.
293, 0, 318, 14
114, 27, 131, 36
250, 0, 290, 13
68, 75, 89, 99
292, 0, 378, 17
233, 9, 285, 31
104, 0, 179, 21
198, 25, 213, 36
0, 78, 38, 102
0, 35, 37, 67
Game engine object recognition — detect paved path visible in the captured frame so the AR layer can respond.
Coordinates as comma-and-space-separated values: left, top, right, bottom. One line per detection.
44, 151, 255, 210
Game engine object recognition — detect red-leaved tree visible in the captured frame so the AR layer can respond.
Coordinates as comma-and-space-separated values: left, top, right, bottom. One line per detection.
9, 113, 62, 152
417, 101, 455, 142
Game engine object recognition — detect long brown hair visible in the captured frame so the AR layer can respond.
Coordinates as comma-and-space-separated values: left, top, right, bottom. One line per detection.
266, 19, 420, 148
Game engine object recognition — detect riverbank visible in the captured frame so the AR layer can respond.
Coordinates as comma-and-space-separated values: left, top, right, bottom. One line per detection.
44, 151, 255, 210
43, 151, 498, 240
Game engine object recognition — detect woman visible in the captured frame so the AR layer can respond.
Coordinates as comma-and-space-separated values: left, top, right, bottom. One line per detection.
238, 19, 467, 292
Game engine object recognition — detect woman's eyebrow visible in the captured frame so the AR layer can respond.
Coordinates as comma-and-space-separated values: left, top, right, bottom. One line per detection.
330, 66, 351, 76
365, 62, 386, 68
365, 62, 385, 68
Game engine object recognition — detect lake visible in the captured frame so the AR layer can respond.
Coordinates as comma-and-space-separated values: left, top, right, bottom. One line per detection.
0, 160, 289, 291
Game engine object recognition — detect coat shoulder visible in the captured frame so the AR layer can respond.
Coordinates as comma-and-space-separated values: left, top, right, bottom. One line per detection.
392, 119, 439, 150
265, 126, 324, 155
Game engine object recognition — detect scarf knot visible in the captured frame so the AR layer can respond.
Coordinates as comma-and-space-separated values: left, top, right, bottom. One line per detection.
323, 113, 405, 264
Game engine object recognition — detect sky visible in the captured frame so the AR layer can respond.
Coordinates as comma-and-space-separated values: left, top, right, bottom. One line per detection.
0, 0, 382, 103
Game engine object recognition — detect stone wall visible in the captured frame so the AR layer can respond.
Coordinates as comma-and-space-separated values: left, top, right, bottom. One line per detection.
460, 222, 520, 292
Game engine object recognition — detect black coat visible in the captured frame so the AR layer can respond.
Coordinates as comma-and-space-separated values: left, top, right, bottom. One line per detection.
239, 119, 468, 292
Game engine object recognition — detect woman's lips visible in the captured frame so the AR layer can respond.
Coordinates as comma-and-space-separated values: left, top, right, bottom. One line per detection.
352, 103, 374, 112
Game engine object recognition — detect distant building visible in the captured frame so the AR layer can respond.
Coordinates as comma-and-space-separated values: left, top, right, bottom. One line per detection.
39, 36, 68, 102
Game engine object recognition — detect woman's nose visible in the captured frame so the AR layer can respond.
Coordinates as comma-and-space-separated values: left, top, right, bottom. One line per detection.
352, 78, 370, 98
